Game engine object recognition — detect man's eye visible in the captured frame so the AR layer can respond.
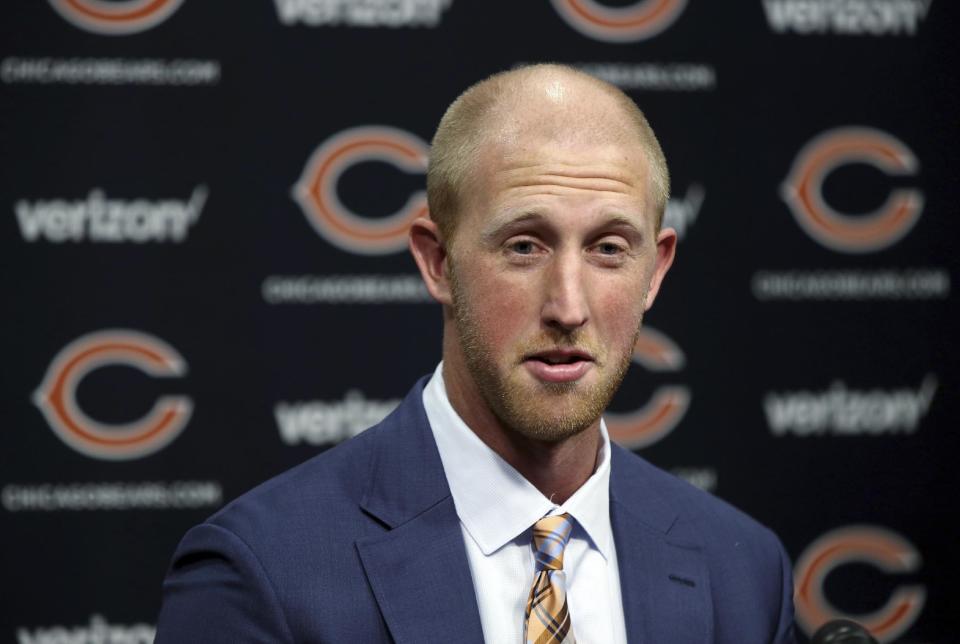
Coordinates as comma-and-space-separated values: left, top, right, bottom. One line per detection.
597, 242, 623, 255
510, 240, 536, 255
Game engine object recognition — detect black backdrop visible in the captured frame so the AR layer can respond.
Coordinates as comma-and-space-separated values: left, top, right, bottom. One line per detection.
2, 1, 958, 642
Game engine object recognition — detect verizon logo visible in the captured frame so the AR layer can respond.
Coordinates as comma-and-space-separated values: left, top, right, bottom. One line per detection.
273, 0, 452, 27
763, 0, 932, 36
275, 391, 399, 445
17, 615, 154, 644
765, 375, 937, 436
15, 186, 207, 243
663, 183, 704, 240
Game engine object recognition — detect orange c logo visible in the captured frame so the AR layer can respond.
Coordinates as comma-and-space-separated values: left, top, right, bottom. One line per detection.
551, 0, 687, 42
292, 125, 429, 256
33, 330, 192, 460
781, 127, 923, 253
795, 525, 925, 643
48, 0, 185, 35
606, 327, 690, 449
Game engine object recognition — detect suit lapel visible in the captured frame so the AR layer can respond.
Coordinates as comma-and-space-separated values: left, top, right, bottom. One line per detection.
357, 496, 484, 644
355, 378, 484, 644
610, 447, 713, 643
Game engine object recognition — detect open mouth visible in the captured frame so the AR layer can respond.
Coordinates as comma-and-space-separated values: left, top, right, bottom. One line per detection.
526, 350, 594, 365
523, 350, 595, 383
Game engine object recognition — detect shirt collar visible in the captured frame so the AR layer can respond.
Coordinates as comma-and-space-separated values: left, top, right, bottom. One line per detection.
423, 362, 614, 560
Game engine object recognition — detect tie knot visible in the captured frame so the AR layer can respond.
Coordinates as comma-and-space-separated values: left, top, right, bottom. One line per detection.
532, 513, 574, 571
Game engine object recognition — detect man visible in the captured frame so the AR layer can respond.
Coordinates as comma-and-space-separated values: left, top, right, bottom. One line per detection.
156, 64, 796, 643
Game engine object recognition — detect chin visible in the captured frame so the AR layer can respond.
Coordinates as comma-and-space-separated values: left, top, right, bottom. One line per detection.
505, 416, 596, 443
493, 380, 610, 443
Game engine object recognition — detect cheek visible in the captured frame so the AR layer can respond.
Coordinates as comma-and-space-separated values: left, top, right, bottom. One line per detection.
460, 264, 537, 349
472, 273, 538, 348
590, 276, 647, 342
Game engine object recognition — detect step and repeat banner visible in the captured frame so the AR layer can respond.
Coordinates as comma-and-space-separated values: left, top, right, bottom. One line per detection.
2, 1, 957, 642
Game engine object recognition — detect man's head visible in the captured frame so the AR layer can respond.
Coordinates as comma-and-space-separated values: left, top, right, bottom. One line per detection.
427, 64, 671, 245
410, 64, 677, 445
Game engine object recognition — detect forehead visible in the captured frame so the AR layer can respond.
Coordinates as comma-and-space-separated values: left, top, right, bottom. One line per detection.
467, 132, 653, 220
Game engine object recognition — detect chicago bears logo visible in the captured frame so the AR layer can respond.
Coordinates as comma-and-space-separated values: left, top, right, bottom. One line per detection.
48, 0, 185, 35
292, 126, 429, 255
550, 0, 687, 42
606, 327, 690, 449
781, 127, 923, 253
794, 525, 925, 643
33, 329, 192, 460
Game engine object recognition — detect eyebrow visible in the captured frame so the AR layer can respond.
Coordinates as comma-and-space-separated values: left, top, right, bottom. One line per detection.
480, 211, 544, 243
480, 210, 646, 244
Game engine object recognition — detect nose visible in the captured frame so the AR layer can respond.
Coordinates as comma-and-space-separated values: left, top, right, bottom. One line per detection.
541, 249, 589, 333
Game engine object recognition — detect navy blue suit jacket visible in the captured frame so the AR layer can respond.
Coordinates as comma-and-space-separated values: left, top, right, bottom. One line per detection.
156, 378, 796, 642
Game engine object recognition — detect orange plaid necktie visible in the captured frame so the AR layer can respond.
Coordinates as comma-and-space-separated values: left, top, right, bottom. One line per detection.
524, 513, 575, 644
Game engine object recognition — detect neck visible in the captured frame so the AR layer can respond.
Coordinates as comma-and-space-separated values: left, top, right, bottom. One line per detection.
441, 341, 602, 505
493, 424, 602, 505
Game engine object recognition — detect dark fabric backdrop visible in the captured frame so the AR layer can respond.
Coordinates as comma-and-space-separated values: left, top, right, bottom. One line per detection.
2, 1, 957, 642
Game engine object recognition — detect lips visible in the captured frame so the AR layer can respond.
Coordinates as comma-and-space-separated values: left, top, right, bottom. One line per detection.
523, 349, 594, 383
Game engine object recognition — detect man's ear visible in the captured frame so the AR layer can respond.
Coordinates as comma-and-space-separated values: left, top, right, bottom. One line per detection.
643, 226, 677, 312
409, 215, 453, 305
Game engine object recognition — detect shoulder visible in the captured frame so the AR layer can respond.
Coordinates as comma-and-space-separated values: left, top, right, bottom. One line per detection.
204, 375, 434, 545
204, 416, 388, 548
156, 419, 401, 643
610, 444, 781, 550
157, 376, 439, 641
611, 445, 796, 642
609, 447, 788, 586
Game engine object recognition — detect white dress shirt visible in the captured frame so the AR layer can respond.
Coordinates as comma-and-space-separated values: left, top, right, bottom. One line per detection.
423, 363, 629, 644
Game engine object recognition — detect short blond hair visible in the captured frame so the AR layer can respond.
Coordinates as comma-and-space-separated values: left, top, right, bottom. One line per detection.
426, 64, 670, 240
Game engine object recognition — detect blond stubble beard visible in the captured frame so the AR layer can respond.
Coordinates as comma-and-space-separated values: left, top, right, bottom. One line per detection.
449, 267, 639, 443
